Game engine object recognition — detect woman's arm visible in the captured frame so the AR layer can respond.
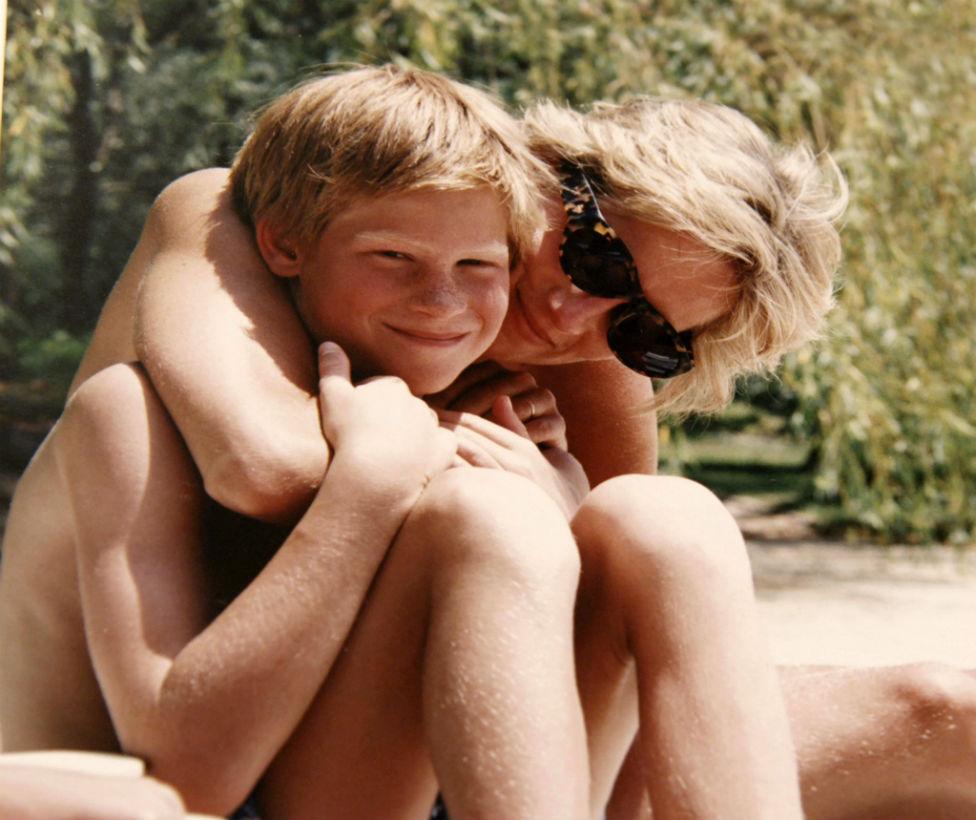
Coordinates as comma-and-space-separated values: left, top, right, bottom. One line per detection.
530, 359, 658, 485
432, 358, 656, 515
135, 169, 327, 523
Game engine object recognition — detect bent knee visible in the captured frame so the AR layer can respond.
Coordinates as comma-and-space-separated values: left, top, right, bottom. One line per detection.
403, 467, 581, 586
894, 663, 976, 726
574, 474, 750, 585
57, 363, 189, 485
63, 363, 156, 427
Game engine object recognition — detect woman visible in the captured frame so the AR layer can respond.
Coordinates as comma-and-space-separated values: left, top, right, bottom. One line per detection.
63, 80, 976, 817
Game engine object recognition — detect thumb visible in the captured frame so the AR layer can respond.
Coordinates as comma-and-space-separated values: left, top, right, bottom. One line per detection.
491, 394, 530, 438
318, 341, 354, 412
318, 341, 351, 384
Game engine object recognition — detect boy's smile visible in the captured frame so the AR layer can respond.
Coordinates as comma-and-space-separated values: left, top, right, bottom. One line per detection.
272, 186, 511, 396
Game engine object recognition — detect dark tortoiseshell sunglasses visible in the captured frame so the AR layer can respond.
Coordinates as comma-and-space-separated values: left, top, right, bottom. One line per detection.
559, 162, 694, 379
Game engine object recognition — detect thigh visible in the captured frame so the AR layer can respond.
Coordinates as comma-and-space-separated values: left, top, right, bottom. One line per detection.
573, 507, 640, 819
258, 496, 439, 820
260, 466, 584, 820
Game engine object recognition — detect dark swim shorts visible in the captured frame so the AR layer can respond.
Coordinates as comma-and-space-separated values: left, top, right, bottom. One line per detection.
230, 795, 262, 819
230, 792, 448, 818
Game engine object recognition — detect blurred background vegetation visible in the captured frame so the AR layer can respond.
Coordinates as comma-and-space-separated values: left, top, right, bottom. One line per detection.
1, 0, 974, 544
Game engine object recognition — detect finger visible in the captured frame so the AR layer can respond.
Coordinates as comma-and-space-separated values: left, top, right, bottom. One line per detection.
425, 361, 508, 407
435, 369, 537, 415
444, 410, 526, 449
509, 387, 557, 425
454, 435, 503, 469
523, 414, 569, 450
491, 395, 531, 439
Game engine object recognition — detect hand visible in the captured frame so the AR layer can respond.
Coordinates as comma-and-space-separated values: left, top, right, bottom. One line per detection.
440, 400, 589, 519
0, 759, 192, 820
427, 362, 568, 450
316, 342, 457, 491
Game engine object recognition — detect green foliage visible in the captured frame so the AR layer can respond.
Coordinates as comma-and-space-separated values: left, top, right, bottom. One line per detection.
776, 1, 976, 543
2, 0, 974, 542
15, 330, 90, 384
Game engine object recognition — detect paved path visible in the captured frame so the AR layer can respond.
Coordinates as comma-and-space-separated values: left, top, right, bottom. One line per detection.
727, 496, 976, 668
750, 541, 976, 667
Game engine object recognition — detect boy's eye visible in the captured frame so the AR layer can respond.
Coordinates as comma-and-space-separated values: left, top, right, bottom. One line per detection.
458, 258, 505, 270
377, 250, 410, 260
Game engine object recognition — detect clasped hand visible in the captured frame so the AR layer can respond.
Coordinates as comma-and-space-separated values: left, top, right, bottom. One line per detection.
429, 361, 589, 518
316, 347, 588, 519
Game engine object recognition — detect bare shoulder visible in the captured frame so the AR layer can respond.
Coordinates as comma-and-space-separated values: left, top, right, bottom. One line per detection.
66, 171, 235, 393
146, 167, 234, 244
153, 167, 230, 211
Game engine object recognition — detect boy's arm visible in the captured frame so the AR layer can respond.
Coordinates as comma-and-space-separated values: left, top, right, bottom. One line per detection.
57, 353, 454, 815
530, 359, 658, 483
135, 169, 327, 523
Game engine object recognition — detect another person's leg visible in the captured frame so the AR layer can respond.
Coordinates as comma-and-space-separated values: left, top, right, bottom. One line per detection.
572, 474, 803, 820
603, 626, 976, 820
783, 663, 976, 819
0, 752, 192, 820
260, 467, 588, 820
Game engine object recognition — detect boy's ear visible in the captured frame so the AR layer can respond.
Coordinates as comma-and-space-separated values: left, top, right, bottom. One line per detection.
255, 219, 303, 278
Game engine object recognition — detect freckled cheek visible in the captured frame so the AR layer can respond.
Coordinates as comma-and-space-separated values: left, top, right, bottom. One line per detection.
471, 281, 511, 328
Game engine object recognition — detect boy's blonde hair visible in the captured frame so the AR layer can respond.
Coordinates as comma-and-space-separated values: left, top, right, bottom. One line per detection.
231, 64, 552, 263
524, 98, 848, 416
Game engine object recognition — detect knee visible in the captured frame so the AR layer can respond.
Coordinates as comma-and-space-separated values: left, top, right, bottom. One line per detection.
893, 664, 976, 747
59, 364, 159, 454
405, 468, 581, 591
62, 363, 155, 432
574, 474, 752, 590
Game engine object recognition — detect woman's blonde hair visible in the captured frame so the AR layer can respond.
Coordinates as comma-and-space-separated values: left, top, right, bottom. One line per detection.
524, 97, 848, 416
231, 64, 553, 263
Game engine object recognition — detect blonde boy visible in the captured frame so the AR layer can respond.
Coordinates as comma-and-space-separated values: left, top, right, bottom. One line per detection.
0, 66, 589, 818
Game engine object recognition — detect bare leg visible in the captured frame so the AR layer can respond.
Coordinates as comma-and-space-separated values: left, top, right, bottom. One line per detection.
606, 664, 976, 820
572, 475, 803, 820
604, 737, 652, 820
260, 467, 588, 820
0, 752, 194, 819
784, 664, 976, 819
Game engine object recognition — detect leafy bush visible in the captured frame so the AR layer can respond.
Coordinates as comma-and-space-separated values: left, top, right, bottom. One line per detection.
3, 0, 974, 542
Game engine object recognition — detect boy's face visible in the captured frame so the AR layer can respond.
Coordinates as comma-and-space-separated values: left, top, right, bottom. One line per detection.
288, 186, 511, 395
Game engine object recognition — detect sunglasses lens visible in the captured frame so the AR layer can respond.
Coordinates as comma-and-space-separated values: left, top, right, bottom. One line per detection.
607, 304, 694, 379
560, 235, 636, 298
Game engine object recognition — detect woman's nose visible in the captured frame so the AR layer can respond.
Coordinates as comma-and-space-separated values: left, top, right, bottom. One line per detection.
548, 285, 626, 335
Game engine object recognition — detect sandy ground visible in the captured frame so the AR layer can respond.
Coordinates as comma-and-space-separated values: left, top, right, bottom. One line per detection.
728, 497, 976, 668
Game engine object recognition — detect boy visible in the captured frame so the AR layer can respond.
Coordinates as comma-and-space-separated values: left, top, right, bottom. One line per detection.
0, 66, 590, 818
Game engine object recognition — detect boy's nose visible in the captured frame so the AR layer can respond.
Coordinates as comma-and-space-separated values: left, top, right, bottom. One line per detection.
412, 270, 467, 317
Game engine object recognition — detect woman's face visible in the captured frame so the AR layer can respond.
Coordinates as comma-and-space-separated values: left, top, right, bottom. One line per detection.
486, 195, 739, 370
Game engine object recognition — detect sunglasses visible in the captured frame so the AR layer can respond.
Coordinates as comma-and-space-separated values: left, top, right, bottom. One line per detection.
559, 163, 694, 379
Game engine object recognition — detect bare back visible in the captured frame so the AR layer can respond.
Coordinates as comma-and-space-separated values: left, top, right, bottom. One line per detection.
0, 437, 116, 750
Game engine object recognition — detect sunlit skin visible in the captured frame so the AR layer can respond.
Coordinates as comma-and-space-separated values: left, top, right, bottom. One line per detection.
261, 186, 512, 397
487, 198, 739, 369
